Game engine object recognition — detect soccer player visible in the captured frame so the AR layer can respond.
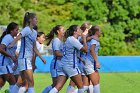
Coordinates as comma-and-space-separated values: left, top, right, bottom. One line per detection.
66, 22, 92, 93
49, 25, 88, 93
0, 22, 19, 92
32, 31, 46, 72
10, 12, 46, 93
84, 26, 102, 93
42, 25, 65, 93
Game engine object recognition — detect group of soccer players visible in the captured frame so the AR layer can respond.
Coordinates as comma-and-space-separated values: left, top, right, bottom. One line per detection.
0, 12, 101, 93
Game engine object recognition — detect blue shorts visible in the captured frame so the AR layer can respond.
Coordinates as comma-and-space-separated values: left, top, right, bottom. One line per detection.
0, 65, 13, 75
18, 58, 32, 71
50, 59, 62, 78
57, 64, 81, 78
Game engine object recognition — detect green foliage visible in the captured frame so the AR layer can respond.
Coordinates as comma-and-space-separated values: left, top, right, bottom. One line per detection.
0, 0, 140, 55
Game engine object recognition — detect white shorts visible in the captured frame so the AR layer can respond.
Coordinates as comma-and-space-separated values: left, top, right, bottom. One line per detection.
57, 65, 81, 78
18, 58, 32, 71
0, 65, 13, 75
84, 58, 95, 75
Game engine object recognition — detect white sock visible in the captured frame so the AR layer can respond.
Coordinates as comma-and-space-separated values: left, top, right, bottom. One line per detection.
28, 87, 35, 93
87, 85, 93, 93
66, 85, 75, 93
42, 85, 52, 93
18, 87, 26, 93
11, 84, 19, 93
93, 84, 100, 93
83, 86, 88, 92
49, 87, 58, 93
9, 85, 14, 93
78, 88, 84, 93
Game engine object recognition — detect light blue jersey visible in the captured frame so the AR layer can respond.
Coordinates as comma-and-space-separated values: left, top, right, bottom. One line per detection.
18, 26, 37, 58
61, 36, 83, 68
50, 37, 64, 77
57, 36, 83, 77
52, 37, 63, 68
86, 38, 100, 62
0, 34, 17, 66
83, 38, 100, 75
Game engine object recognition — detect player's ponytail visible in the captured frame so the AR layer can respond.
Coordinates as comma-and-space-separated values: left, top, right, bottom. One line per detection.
23, 12, 36, 28
46, 25, 62, 46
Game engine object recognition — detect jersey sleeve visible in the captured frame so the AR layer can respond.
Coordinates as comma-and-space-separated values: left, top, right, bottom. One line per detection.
52, 38, 61, 51
1, 35, 11, 47
90, 39, 97, 46
70, 37, 83, 50
20, 27, 30, 37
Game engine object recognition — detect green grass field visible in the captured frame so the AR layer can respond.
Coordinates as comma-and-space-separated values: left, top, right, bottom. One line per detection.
0, 72, 140, 93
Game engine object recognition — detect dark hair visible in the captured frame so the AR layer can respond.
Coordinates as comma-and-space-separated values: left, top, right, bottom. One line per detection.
23, 12, 36, 28
46, 25, 62, 46
81, 22, 91, 31
88, 26, 100, 36
37, 32, 45, 37
64, 25, 78, 39
33, 25, 38, 31
0, 22, 18, 43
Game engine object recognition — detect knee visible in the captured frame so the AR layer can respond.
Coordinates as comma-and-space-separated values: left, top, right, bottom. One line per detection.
55, 83, 63, 91
77, 83, 83, 89
27, 79, 34, 87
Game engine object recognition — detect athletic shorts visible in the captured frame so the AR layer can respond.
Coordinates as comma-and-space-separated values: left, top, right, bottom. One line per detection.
84, 58, 95, 75
78, 62, 85, 76
50, 60, 58, 78
13, 67, 20, 75
57, 64, 81, 78
18, 58, 32, 71
0, 65, 13, 75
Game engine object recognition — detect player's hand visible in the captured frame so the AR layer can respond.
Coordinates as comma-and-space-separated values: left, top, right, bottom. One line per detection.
96, 61, 100, 69
81, 33, 87, 39
8, 43, 14, 48
42, 59, 46, 64
32, 65, 37, 72
83, 29, 88, 36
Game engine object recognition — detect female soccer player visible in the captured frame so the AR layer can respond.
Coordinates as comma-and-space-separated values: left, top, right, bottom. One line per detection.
84, 26, 102, 93
42, 25, 65, 93
0, 22, 19, 92
10, 12, 46, 93
49, 25, 88, 93
32, 31, 46, 72
66, 22, 92, 93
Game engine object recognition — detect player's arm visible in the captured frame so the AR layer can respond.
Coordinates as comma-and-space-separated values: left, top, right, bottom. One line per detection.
80, 34, 88, 53
0, 44, 17, 63
9, 34, 22, 48
90, 44, 100, 69
33, 42, 46, 64
55, 50, 63, 57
